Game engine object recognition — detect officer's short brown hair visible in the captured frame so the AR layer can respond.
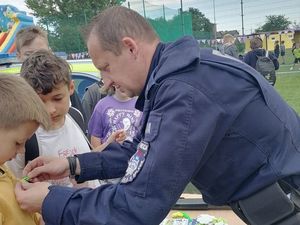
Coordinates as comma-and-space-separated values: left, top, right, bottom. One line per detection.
82, 6, 159, 55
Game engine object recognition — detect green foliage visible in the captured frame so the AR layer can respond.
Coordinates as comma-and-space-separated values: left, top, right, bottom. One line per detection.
188, 7, 213, 39
25, 0, 125, 53
255, 15, 291, 32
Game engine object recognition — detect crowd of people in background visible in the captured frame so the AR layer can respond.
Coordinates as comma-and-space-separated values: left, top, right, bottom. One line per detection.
61, 33, 300, 75
214, 34, 300, 84
67, 52, 90, 60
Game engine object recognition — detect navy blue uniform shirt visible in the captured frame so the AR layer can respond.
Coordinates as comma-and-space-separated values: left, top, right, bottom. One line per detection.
42, 36, 300, 225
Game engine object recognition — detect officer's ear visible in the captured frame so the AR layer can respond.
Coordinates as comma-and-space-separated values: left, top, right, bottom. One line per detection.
121, 37, 138, 59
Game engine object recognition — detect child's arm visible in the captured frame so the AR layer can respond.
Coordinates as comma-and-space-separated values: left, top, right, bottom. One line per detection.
91, 136, 102, 149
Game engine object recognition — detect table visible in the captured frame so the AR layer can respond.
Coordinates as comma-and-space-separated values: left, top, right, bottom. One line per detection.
167, 194, 246, 224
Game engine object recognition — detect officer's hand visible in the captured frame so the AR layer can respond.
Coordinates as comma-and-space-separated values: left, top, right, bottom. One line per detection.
15, 181, 50, 213
23, 156, 70, 182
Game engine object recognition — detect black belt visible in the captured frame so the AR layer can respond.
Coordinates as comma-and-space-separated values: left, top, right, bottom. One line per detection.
230, 182, 300, 225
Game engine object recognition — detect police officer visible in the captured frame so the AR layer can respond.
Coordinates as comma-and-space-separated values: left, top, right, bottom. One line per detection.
15, 6, 300, 225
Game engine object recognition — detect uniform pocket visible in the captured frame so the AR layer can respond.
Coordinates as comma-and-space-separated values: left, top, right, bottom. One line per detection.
144, 112, 162, 142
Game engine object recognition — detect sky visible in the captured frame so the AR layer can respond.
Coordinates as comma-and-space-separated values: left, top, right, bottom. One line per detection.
4, 0, 31, 13
4, 0, 300, 35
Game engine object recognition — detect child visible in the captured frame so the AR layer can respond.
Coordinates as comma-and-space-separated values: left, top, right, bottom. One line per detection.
89, 85, 142, 149
0, 74, 50, 225
15, 25, 49, 62
274, 40, 280, 59
15, 25, 85, 121
280, 40, 286, 64
6, 50, 95, 187
221, 34, 238, 58
290, 43, 300, 71
88, 85, 142, 184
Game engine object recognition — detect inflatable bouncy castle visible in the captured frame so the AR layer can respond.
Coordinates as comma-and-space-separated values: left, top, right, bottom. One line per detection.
0, 5, 33, 58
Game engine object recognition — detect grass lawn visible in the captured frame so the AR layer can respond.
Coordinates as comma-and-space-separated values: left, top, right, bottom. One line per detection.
275, 70, 300, 114
273, 49, 300, 114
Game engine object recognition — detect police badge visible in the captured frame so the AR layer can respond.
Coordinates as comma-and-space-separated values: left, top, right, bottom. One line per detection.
121, 140, 149, 183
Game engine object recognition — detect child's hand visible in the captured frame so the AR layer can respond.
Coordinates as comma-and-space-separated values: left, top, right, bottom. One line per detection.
92, 130, 127, 152
107, 129, 126, 144
115, 130, 127, 143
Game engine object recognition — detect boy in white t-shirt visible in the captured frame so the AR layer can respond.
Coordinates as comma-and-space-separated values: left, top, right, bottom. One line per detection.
7, 50, 96, 188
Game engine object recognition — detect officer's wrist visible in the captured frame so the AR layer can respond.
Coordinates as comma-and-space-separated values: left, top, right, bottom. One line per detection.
67, 156, 81, 178
75, 157, 81, 175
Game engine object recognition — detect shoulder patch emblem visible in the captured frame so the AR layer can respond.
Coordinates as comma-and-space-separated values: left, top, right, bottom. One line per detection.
121, 140, 149, 184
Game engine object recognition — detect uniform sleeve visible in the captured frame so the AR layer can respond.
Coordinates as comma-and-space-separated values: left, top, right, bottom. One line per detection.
41, 80, 226, 225
75, 134, 141, 182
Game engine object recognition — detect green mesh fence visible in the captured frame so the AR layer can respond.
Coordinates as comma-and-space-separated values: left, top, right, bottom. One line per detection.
42, 2, 193, 54
127, 1, 193, 42
148, 13, 193, 42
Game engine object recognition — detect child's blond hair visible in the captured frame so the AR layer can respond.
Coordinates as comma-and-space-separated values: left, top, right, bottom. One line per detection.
0, 74, 50, 129
223, 34, 235, 44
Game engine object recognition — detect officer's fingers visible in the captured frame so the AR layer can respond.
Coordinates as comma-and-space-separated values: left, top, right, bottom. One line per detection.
20, 181, 34, 190
23, 157, 45, 176
30, 173, 50, 182
14, 182, 28, 206
27, 166, 49, 181
15, 182, 24, 193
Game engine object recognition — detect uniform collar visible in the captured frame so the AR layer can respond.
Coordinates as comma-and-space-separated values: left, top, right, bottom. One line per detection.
136, 42, 165, 111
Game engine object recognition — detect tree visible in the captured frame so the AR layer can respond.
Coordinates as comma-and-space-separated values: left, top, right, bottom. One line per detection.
188, 7, 213, 39
255, 15, 291, 32
25, 0, 125, 53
